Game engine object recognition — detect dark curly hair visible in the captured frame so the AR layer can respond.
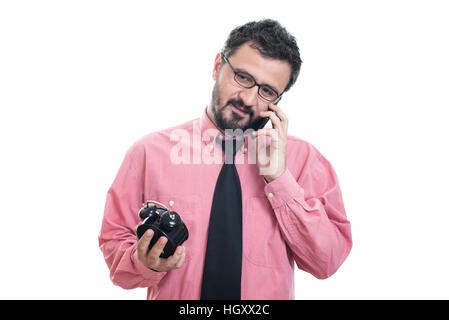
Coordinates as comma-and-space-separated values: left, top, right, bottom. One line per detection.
222, 19, 302, 93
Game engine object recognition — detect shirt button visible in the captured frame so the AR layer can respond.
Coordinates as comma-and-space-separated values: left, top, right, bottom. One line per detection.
243, 147, 248, 153
268, 193, 273, 198
169, 200, 174, 206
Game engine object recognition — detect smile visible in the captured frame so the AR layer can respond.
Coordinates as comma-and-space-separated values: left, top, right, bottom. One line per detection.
231, 104, 249, 117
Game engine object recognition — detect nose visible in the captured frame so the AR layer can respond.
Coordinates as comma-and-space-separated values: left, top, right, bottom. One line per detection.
239, 85, 259, 107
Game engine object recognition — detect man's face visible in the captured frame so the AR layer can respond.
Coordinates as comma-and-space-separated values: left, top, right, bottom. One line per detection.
209, 42, 291, 132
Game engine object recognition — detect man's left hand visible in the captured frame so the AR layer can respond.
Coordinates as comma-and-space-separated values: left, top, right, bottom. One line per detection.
252, 103, 288, 182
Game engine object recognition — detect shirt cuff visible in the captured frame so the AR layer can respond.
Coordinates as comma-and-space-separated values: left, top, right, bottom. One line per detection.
131, 246, 167, 281
263, 168, 306, 209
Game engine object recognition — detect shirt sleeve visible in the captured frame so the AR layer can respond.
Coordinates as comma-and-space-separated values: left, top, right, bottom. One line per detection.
264, 143, 352, 279
98, 143, 167, 289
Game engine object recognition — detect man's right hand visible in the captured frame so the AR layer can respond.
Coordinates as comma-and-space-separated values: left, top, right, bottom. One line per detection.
136, 228, 186, 272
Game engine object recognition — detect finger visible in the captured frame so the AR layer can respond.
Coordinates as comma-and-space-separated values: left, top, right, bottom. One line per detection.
175, 247, 186, 268
137, 229, 154, 259
164, 245, 184, 269
268, 103, 288, 133
252, 128, 277, 138
260, 110, 282, 130
268, 102, 287, 122
146, 236, 168, 266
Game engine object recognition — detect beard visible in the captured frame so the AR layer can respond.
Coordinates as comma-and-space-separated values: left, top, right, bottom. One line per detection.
210, 79, 265, 132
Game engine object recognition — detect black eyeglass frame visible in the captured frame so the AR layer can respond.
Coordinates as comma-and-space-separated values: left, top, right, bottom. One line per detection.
221, 52, 284, 104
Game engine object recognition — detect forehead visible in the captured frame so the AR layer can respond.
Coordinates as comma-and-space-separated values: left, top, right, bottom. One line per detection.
227, 42, 291, 92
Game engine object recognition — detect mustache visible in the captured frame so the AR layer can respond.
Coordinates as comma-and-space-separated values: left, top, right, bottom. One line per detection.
226, 99, 254, 116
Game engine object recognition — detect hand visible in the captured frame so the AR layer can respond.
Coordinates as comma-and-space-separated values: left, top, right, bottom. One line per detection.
136, 228, 186, 272
252, 103, 288, 182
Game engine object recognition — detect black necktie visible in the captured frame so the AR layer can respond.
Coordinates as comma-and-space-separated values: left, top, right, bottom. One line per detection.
200, 135, 244, 300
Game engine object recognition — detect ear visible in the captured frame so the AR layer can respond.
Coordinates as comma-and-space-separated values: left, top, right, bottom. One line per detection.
212, 52, 223, 81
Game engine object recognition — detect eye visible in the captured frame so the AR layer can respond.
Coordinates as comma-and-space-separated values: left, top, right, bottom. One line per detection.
235, 72, 254, 86
236, 73, 248, 81
260, 86, 277, 98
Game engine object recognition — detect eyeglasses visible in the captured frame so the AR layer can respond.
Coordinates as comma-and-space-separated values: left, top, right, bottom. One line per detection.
221, 53, 283, 103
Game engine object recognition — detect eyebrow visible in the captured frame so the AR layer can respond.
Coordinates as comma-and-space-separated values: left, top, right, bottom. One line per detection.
233, 67, 281, 94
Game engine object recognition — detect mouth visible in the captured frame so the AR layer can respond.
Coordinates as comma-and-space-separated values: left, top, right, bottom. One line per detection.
231, 103, 250, 117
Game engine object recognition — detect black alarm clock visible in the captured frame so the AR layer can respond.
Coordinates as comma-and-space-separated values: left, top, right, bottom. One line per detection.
136, 200, 189, 258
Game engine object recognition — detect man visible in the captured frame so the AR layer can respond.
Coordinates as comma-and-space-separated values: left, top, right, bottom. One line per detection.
99, 19, 352, 300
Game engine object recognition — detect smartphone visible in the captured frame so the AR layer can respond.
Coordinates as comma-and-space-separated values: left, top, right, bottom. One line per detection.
251, 116, 270, 131
251, 101, 279, 131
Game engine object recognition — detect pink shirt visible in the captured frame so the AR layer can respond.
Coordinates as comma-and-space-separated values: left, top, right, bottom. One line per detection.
98, 107, 352, 300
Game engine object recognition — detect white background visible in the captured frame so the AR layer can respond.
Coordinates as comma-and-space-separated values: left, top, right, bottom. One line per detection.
1, 0, 448, 299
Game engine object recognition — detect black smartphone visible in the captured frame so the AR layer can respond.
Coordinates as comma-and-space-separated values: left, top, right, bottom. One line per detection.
251, 116, 270, 131
251, 101, 280, 131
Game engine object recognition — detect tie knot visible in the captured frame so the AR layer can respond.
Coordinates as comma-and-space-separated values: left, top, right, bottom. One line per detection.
216, 134, 244, 162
